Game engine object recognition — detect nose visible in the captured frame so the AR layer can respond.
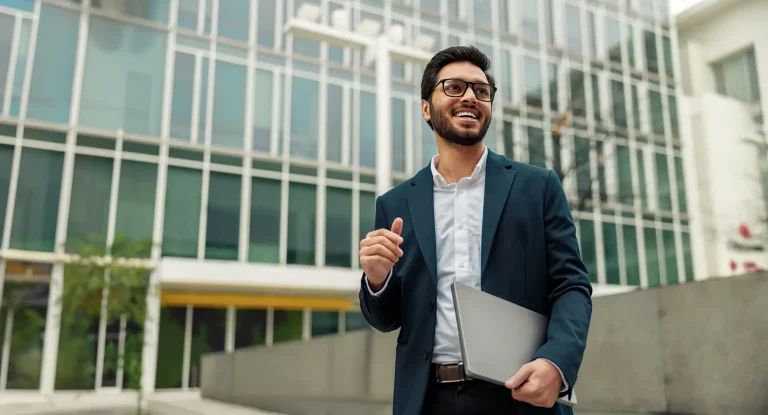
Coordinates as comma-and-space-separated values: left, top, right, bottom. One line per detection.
460, 86, 478, 103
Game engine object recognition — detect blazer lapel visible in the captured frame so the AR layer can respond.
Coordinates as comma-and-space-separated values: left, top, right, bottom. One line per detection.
481, 152, 516, 279
406, 167, 438, 285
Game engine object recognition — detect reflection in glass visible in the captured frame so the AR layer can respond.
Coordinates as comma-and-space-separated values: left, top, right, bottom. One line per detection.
2, 281, 48, 390
235, 309, 266, 348
623, 225, 641, 286
162, 167, 202, 258
616, 145, 633, 205
189, 308, 225, 388
521, 0, 539, 40
662, 230, 678, 284
578, 220, 598, 283
250, 178, 281, 263
311, 311, 339, 337
0, 145, 12, 241
644, 30, 658, 73
67, 155, 113, 252
675, 157, 687, 213
655, 153, 671, 211
205, 172, 241, 260
27, 5, 79, 124
605, 17, 621, 64
603, 222, 620, 284
392, 98, 406, 172
682, 233, 694, 282
290, 77, 319, 159
326, 187, 352, 267
10, 149, 64, 252
612, 80, 627, 129
170, 52, 194, 141
574, 135, 591, 203
359, 191, 375, 243
327, 84, 344, 163
253, 69, 274, 152
212, 61, 246, 149
523, 57, 542, 108
565, 4, 582, 55
527, 126, 545, 167
115, 161, 157, 251
79, 16, 167, 136
217, 0, 249, 41
569, 70, 586, 118
645, 227, 661, 286
155, 306, 185, 388
649, 90, 664, 135
360, 91, 376, 167
287, 182, 316, 265
273, 310, 302, 343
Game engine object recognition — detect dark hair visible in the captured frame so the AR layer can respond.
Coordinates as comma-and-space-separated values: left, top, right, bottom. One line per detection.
420, 45, 496, 129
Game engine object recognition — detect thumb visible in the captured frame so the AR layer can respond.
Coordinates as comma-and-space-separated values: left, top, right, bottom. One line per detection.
505, 363, 535, 389
391, 217, 403, 236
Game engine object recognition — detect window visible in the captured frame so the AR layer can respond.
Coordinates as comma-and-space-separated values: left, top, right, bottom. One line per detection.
212, 62, 246, 149
674, 157, 686, 213
682, 232, 694, 282
287, 182, 316, 265
603, 222, 620, 284
189, 307, 225, 387
3, 281, 48, 390
327, 84, 344, 163
273, 310, 302, 343
359, 191, 376, 243
644, 30, 658, 74
713, 48, 761, 105
616, 145, 633, 205
205, 172, 241, 260
392, 98, 406, 172
645, 227, 661, 286
290, 77, 319, 159
587, 11, 597, 58
574, 135, 592, 204
162, 167, 202, 258
257, 0, 275, 48
626, 23, 635, 68
473, 0, 492, 28
421, 117, 437, 167
500, 50, 513, 102
217, 0, 249, 41
503, 121, 514, 160
521, 0, 539, 41
636, 148, 648, 208
623, 224, 641, 286
360, 91, 376, 168
499, 0, 509, 33
655, 153, 671, 211
578, 220, 598, 283
311, 311, 339, 337
0, 0, 34, 11
649, 90, 664, 135
79, 16, 167, 136
565, 5, 581, 55
631, 85, 641, 131
524, 57, 542, 108
26, 5, 79, 124
569, 70, 586, 117
668, 95, 679, 138
170, 52, 194, 141
91, 0, 170, 23
177, 0, 198, 30
662, 35, 673, 78
253, 69, 274, 152
155, 306, 185, 388
326, 187, 352, 267
591, 74, 601, 122
235, 309, 267, 348
0, 145, 12, 241
662, 230, 678, 284
0, 14, 30, 117
527, 126, 546, 168
345, 311, 370, 331
0, 14, 13, 116
249, 177, 281, 263
612, 80, 627, 129
115, 161, 157, 253
543, 0, 554, 44
605, 17, 621, 64
10, 149, 64, 252
548, 63, 558, 112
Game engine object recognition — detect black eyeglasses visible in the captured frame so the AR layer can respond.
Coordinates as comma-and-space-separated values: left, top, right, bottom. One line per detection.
434, 78, 497, 102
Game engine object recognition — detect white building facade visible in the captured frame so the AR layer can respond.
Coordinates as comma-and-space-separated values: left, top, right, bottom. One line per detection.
676, 0, 768, 278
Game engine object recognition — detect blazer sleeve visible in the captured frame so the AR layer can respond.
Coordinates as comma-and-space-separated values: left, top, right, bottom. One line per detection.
358, 195, 402, 333
533, 170, 593, 396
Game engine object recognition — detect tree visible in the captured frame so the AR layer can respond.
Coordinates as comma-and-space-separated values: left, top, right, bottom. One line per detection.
61, 233, 152, 414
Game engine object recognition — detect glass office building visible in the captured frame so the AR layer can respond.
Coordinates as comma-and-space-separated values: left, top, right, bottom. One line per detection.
0, 0, 692, 395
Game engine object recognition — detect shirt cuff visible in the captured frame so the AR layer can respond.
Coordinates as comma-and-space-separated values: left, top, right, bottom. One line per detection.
543, 359, 569, 393
365, 268, 393, 296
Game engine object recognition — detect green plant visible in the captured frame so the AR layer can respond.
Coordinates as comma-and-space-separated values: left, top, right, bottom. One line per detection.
61, 232, 153, 414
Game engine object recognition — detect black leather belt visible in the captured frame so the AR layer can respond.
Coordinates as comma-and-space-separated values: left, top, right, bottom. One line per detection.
434, 362, 472, 383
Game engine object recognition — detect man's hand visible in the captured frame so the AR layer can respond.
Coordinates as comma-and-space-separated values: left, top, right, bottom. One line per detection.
504, 359, 562, 408
360, 218, 403, 291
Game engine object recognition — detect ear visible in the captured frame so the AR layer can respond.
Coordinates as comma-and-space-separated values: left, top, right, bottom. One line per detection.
422, 99, 431, 123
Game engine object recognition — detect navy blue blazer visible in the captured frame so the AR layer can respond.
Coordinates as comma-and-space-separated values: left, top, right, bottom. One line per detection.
359, 150, 592, 415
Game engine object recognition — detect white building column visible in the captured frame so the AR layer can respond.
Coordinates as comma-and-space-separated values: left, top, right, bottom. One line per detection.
375, 35, 393, 197
140, 268, 162, 395
225, 306, 235, 353
39, 263, 63, 395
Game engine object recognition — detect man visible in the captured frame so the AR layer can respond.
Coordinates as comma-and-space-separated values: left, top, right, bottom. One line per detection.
358, 45, 592, 415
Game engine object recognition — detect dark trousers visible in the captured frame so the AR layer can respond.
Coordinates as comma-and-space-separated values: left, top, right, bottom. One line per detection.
422, 377, 519, 415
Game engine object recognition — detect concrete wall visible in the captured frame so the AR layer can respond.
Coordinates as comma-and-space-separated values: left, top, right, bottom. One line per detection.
202, 273, 768, 415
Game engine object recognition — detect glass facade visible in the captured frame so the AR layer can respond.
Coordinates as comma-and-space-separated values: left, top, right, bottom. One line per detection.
0, 0, 690, 393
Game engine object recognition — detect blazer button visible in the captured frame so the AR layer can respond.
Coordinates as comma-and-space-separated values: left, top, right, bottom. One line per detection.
429, 301, 434, 311
423, 349, 430, 360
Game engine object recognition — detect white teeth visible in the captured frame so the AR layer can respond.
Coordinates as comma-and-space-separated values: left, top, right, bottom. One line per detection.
455, 111, 476, 119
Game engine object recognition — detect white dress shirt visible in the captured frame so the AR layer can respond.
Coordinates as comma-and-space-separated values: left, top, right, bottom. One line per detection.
367, 146, 567, 390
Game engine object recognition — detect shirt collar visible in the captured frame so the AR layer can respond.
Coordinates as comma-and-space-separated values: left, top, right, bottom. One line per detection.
430, 146, 488, 188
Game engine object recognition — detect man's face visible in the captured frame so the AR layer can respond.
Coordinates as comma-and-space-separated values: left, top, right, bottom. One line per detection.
422, 61, 493, 147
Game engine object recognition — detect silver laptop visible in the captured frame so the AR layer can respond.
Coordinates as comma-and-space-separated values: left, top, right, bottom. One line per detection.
451, 281, 577, 407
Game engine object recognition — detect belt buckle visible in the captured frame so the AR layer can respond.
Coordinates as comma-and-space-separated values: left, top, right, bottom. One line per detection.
436, 362, 466, 383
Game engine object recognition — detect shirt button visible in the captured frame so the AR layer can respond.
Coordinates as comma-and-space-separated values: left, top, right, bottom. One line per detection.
460, 263, 465, 268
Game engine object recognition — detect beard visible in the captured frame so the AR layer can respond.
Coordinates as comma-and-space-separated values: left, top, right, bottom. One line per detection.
429, 101, 491, 147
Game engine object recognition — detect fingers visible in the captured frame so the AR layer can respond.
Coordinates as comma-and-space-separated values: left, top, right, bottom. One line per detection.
505, 362, 535, 389
511, 380, 537, 402
391, 217, 403, 235
365, 228, 403, 245
360, 243, 401, 264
